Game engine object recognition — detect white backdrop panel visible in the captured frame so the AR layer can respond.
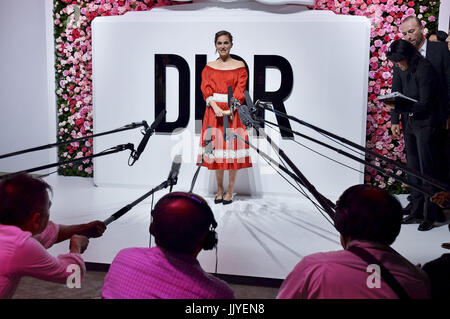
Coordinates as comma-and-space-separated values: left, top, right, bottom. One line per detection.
92, 6, 370, 203
0, 0, 55, 174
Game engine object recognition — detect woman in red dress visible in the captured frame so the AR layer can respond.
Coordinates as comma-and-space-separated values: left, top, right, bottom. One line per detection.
198, 30, 252, 205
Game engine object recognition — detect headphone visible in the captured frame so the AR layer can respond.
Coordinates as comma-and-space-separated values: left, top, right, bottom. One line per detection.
333, 189, 352, 236
150, 192, 218, 251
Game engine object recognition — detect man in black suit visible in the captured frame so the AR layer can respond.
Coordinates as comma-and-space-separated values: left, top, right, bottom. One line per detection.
387, 39, 446, 231
398, 16, 450, 108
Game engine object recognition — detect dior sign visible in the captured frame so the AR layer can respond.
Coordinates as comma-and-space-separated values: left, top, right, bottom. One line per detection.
154, 54, 293, 137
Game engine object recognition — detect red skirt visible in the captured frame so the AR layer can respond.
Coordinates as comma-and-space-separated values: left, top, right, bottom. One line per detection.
197, 102, 252, 170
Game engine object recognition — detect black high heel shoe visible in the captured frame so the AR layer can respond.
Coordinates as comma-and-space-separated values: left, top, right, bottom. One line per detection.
222, 194, 233, 205
214, 193, 223, 204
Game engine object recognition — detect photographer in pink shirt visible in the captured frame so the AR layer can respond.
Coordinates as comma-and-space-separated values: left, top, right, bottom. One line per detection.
102, 192, 234, 299
277, 185, 430, 299
0, 173, 106, 298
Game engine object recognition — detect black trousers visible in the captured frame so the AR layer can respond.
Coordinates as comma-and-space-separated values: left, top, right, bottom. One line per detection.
422, 253, 450, 299
441, 127, 450, 184
403, 118, 443, 222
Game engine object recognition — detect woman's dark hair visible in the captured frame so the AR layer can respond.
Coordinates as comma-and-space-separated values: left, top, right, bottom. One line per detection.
334, 184, 403, 245
386, 39, 424, 72
428, 30, 448, 42
214, 30, 233, 44
435, 30, 448, 42
0, 173, 52, 227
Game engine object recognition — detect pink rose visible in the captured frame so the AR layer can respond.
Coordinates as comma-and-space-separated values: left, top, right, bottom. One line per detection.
374, 86, 381, 94
382, 72, 391, 79
405, 8, 415, 16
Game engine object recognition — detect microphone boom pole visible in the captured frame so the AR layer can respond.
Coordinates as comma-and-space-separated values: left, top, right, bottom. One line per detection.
129, 110, 166, 165
256, 125, 336, 219
103, 179, 170, 226
256, 102, 449, 192
240, 91, 336, 219
264, 119, 435, 197
0, 143, 136, 180
101, 156, 181, 227
190, 128, 214, 193
0, 121, 148, 160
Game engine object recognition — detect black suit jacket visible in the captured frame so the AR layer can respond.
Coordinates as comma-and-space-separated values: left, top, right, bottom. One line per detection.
426, 41, 450, 104
391, 41, 450, 126
390, 58, 442, 128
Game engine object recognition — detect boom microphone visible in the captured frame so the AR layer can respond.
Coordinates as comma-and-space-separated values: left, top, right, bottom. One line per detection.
131, 110, 166, 164
204, 126, 214, 156
237, 91, 260, 129
168, 154, 182, 192
255, 100, 274, 111
227, 86, 235, 122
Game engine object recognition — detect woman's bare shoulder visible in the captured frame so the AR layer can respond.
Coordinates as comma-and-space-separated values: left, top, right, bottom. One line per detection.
207, 60, 219, 68
232, 59, 245, 68
206, 59, 245, 70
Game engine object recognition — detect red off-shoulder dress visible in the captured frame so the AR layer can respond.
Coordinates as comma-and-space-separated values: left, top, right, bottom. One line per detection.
197, 65, 252, 170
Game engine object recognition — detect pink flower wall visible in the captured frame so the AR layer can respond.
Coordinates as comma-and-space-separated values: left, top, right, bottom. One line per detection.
54, 0, 180, 177
53, 0, 440, 193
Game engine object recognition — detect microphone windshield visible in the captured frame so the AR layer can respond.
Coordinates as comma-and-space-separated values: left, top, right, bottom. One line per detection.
168, 154, 182, 180
150, 109, 166, 131
228, 86, 233, 107
236, 103, 255, 129
255, 100, 274, 110
244, 91, 254, 109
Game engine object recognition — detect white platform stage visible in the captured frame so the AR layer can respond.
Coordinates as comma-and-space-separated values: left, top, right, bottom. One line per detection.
45, 174, 450, 280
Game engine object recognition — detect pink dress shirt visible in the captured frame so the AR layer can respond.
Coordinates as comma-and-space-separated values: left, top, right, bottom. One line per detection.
102, 246, 235, 299
277, 240, 430, 299
0, 221, 85, 298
